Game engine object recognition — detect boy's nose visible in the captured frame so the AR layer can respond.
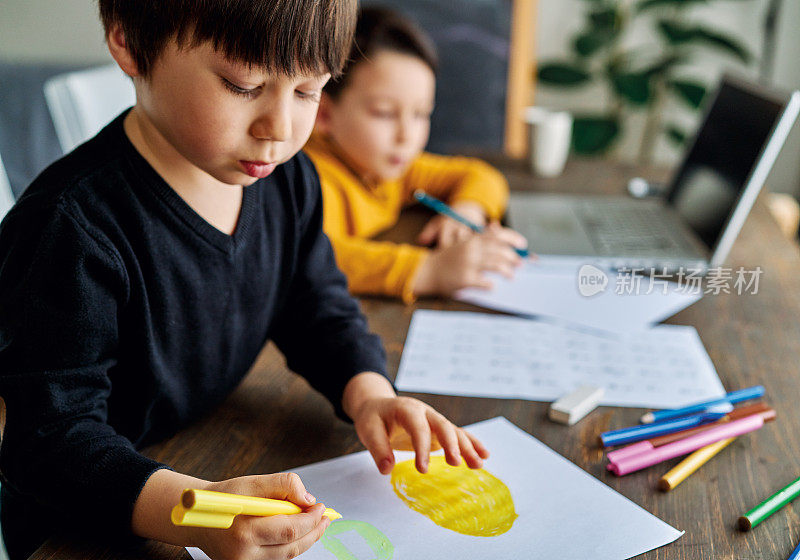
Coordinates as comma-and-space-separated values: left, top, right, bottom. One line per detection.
250, 109, 291, 142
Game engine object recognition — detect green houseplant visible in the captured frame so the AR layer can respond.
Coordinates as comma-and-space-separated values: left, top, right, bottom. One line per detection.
537, 0, 754, 164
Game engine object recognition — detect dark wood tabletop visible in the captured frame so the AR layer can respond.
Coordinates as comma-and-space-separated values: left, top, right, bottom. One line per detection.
31, 157, 800, 560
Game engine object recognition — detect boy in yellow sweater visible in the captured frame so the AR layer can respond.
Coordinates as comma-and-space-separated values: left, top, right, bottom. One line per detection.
305, 7, 528, 303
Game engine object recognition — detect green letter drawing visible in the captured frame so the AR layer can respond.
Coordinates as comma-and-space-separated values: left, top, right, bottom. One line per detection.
319, 520, 394, 560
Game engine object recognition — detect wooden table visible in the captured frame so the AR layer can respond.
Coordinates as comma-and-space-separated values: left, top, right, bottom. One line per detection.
32, 158, 800, 560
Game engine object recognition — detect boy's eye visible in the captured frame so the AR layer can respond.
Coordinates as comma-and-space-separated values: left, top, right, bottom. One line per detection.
222, 77, 259, 98
295, 89, 322, 102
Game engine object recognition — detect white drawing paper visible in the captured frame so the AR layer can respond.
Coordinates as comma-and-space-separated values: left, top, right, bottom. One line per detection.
456, 259, 702, 333
187, 417, 682, 560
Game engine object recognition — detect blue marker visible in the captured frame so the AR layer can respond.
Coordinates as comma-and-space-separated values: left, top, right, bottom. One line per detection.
600, 411, 727, 448
413, 190, 529, 257
640, 385, 766, 424
788, 538, 800, 560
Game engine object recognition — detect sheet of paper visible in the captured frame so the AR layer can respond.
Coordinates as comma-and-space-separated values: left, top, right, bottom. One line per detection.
395, 310, 725, 409
455, 259, 702, 332
187, 417, 682, 560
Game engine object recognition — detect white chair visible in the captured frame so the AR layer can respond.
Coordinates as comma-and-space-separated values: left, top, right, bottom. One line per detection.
44, 64, 136, 154
0, 150, 15, 220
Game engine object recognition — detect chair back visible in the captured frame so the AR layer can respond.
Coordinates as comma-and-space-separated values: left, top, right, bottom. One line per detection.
0, 150, 15, 220
44, 64, 135, 153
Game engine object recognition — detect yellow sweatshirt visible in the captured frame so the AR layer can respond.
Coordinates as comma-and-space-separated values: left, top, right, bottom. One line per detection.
304, 134, 509, 303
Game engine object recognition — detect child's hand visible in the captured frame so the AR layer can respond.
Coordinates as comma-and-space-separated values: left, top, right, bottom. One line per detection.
413, 222, 528, 296
351, 395, 490, 475
195, 474, 330, 560
417, 201, 487, 248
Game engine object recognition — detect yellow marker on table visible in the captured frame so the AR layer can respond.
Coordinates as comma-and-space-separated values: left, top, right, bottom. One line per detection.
658, 437, 736, 492
171, 489, 342, 529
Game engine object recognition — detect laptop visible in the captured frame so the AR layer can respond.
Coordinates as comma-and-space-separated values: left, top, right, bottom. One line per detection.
508, 74, 800, 273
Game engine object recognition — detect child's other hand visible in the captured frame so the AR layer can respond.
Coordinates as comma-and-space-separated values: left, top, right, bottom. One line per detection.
413, 222, 527, 296
417, 201, 486, 248
196, 474, 330, 560
351, 395, 490, 475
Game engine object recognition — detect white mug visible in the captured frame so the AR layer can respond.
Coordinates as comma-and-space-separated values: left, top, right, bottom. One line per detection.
525, 107, 573, 178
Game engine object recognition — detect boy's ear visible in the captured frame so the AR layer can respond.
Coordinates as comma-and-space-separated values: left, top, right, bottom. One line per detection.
315, 94, 334, 134
106, 23, 141, 78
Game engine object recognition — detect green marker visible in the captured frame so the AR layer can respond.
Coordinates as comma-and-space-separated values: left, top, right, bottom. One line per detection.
738, 475, 800, 531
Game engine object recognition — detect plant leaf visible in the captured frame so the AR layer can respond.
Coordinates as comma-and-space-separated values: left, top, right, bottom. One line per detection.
670, 79, 707, 108
656, 20, 694, 44
538, 62, 592, 86
572, 116, 621, 154
611, 72, 652, 105
665, 124, 688, 146
656, 21, 752, 63
573, 29, 617, 57
690, 27, 752, 63
639, 54, 686, 77
637, 0, 708, 13
589, 8, 619, 31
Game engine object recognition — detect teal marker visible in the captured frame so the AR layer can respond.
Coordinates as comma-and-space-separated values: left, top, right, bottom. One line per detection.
413, 190, 529, 257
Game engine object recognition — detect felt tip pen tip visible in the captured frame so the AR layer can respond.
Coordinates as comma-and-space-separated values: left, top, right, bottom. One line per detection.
737, 516, 752, 531
657, 478, 673, 492
641, 412, 655, 424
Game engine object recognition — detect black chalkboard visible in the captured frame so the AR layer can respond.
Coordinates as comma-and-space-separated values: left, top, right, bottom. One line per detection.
360, 1, 512, 155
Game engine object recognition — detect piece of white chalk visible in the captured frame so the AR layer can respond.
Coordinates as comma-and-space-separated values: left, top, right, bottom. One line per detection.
549, 385, 604, 426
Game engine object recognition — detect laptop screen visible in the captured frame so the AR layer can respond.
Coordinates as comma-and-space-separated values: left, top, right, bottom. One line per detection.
666, 77, 788, 249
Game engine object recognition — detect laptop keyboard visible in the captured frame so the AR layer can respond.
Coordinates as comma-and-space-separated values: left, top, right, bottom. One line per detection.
576, 200, 688, 254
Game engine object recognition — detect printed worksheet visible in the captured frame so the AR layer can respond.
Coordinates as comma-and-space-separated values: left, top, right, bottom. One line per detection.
394, 310, 725, 409
187, 417, 682, 560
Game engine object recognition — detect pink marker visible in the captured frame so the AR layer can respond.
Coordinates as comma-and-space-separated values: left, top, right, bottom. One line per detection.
606, 441, 653, 463
608, 414, 765, 476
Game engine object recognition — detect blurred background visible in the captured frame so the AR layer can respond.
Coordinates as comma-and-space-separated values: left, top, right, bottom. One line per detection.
1, 0, 798, 194
1, 0, 798, 195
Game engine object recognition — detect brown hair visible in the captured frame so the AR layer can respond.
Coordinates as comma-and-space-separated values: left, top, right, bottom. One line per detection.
98, 0, 357, 78
324, 6, 438, 99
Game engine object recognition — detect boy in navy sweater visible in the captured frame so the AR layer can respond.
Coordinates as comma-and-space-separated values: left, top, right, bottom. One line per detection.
0, 2, 488, 559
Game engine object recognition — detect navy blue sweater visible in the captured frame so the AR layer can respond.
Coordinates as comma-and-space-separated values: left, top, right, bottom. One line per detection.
0, 112, 387, 559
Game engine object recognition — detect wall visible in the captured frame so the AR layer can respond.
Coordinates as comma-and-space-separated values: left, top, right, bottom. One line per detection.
0, 1, 110, 64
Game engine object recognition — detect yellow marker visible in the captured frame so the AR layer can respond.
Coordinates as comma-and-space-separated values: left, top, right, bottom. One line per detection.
171, 489, 342, 529
658, 437, 736, 492
390, 456, 517, 537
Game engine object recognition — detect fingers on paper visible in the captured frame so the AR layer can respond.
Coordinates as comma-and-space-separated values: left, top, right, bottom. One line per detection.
360, 414, 395, 474
429, 413, 462, 467
486, 221, 528, 249
466, 430, 491, 460
475, 248, 518, 283
396, 403, 432, 473
458, 429, 489, 468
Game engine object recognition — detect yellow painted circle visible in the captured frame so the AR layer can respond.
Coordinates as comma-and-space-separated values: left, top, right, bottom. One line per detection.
390, 456, 517, 537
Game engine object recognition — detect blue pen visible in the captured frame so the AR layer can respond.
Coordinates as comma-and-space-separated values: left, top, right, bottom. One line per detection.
413, 190, 530, 257
640, 385, 766, 424
788, 538, 800, 560
600, 411, 727, 448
